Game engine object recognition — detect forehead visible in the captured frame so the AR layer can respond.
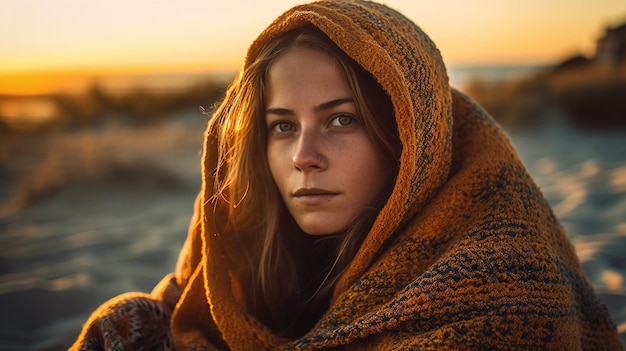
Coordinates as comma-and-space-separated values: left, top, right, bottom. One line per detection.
266, 46, 352, 105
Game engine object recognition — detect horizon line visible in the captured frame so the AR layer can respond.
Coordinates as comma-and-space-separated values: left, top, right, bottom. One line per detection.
0, 59, 556, 96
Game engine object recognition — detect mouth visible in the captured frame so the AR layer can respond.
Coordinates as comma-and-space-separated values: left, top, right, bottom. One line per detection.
292, 187, 339, 197
291, 188, 339, 205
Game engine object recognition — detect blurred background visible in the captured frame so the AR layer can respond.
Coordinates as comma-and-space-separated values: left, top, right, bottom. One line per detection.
1, 1, 625, 349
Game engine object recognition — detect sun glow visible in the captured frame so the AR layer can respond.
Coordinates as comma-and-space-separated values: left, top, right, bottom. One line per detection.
0, 57, 241, 95
0, 0, 624, 96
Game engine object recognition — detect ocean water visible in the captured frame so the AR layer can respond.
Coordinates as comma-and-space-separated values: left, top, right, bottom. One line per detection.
1, 66, 625, 349
447, 63, 549, 89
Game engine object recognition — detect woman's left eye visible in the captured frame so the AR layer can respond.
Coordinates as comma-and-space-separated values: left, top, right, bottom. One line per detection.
330, 114, 354, 127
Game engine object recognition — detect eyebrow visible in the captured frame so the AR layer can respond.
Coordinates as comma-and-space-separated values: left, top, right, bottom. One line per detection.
265, 97, 354, 115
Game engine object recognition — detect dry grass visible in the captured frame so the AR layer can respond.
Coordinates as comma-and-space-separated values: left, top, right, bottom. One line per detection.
0, 77, 217, 217
464, 63, 626, 130
0, 117, 204, 216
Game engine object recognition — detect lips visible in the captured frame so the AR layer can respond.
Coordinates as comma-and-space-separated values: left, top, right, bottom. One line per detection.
291, 187, 339, 205
293, 187, 337, 197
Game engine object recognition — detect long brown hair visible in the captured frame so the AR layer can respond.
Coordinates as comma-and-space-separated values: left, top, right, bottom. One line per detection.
209, 25, 400, 337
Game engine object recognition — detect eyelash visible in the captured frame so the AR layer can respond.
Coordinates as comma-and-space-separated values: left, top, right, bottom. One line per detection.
330, 114, 354, 127
271, 121, 295, 133
269, 114, 356, 134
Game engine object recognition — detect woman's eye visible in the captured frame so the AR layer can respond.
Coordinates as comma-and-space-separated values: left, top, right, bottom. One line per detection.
271, 121, 295, 133
330, 114, 354, 127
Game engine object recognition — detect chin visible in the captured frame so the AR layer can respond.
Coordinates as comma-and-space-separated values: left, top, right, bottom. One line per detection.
291, 211, 353, 235
298, 221, 347, 236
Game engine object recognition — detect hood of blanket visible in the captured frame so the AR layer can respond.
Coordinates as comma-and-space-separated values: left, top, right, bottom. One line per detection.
240, 0, 452, 293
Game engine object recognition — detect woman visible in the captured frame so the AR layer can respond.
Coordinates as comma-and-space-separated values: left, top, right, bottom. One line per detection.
71, 1, 621, 350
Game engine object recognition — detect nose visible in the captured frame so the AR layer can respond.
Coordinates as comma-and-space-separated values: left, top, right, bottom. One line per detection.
292, 130, 327, 172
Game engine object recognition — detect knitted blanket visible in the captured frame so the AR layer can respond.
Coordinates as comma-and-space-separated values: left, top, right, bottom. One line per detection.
71, 0, 621, 350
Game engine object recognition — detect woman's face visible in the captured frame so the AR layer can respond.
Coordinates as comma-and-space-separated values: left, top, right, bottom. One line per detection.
265, 46, 389, 235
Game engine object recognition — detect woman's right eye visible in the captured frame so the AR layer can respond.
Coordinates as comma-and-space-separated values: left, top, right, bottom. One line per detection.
271, 121, 295, 133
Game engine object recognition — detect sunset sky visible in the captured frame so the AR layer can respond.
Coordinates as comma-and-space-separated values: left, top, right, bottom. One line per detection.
1, 0, 625, 94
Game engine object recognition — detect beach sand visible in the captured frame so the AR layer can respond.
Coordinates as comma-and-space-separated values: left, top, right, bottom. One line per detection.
1, 111, 625, 350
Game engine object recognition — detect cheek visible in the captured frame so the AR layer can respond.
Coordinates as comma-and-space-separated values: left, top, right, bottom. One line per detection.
353, 147, 390, 200
267, 144, 286, 191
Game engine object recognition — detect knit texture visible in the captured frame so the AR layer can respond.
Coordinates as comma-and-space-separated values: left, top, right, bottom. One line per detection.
71, 0, 622, 349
